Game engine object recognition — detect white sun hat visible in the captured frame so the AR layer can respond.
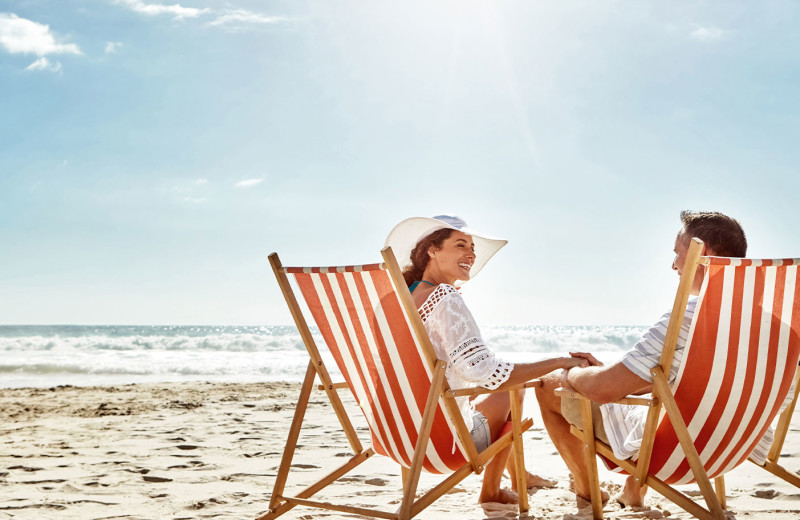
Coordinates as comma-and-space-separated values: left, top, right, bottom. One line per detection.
384, 215, 508, 282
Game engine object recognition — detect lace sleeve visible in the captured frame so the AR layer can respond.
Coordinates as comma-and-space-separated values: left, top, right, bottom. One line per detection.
424, 286, 513, 390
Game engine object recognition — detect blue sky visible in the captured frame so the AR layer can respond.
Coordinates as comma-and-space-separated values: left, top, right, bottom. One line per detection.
1, 1, 799, 326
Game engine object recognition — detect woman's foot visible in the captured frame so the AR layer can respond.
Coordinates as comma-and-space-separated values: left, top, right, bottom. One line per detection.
615, 476, 647, 508
510, 471, 557, 492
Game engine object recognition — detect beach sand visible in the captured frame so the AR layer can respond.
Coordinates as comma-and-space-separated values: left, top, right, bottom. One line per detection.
2, 381, 800, 520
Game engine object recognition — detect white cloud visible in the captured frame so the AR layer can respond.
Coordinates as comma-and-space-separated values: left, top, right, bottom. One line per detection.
105, 41, 123, 54
115, 0, 210, 20
689, 25, 727, 42
194, 178, 208, 185
234, 178, 263, 188
183, 196, 207, 203
25, 56, 62, 72
0, 13, 81, 56
208, 9, 288, 30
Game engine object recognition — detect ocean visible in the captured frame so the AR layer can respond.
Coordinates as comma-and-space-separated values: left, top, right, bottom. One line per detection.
0, 325, 648, 389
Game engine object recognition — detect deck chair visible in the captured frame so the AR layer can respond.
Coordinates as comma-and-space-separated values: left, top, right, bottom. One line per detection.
556, 238, 800, 520
749, 363, 800, 486
257, 247, 540, 520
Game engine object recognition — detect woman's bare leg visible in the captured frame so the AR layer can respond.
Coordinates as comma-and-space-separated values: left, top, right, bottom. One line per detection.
506, 389, 556, 491
474, 391, 515, 503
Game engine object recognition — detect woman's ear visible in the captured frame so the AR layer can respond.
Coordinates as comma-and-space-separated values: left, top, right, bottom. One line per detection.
427, 247, 436, 259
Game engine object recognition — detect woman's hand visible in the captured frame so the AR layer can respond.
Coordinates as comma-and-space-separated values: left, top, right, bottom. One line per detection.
569, 351, 603, 367
563, 356, 590, 369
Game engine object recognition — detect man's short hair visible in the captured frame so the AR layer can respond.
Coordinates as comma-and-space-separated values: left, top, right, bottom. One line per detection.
680, 210, 747, 257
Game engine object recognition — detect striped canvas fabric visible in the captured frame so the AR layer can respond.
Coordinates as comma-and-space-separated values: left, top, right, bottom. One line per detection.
648, 257, 800, 484
285, 264, 468, 474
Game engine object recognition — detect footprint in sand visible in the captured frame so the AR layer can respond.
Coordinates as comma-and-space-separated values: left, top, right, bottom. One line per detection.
124, 468, 150, 474
364, 477, 389, 486
143, 475, 173, 483
187, 497, 227, 509
8, 465, 43, 472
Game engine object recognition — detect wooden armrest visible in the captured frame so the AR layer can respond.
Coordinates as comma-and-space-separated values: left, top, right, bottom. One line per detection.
317, 382, 349, 391
445, 380, 542, 398
554, 387, 656, 406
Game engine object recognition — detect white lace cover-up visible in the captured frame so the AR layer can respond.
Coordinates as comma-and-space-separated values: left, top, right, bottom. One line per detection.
418, 284, 514, 426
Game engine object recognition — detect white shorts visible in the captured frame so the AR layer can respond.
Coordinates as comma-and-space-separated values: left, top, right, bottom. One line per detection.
470, 412, 491, 452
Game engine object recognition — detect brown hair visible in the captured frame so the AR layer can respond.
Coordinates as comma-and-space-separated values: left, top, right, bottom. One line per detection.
680, 210, 747, 257
401, 228, 454, 287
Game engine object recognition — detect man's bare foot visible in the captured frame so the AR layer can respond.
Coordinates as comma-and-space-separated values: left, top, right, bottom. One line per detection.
510, 471, 557, 491
616, 476, 647, 508
575, 489, 610, 508
479, 487, 518, 506
569, 475, 610, 506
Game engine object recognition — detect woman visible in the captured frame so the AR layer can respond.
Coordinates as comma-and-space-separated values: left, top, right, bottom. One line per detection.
385, 215, 589, 510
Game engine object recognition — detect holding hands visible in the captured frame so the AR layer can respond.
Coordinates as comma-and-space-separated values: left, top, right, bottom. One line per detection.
569, 351, 603, 367
559, 351, 603, 391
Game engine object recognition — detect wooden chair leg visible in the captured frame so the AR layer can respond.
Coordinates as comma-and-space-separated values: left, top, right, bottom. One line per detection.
398, 361, 447, 520
579, 399, 604, 520
401, 466, 410, 488
653, 374, 725, 520
510, 389, 529, 515
268, 362, 316, 511
714, 475, 726, 510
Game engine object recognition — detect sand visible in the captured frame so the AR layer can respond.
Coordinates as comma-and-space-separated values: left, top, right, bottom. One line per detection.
2, 381, 800, 520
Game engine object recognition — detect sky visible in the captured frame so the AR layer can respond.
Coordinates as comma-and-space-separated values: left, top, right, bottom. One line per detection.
1, 1, 799, 327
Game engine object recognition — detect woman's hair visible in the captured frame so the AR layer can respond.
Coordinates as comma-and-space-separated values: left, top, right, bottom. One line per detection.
401, 228, 454, 287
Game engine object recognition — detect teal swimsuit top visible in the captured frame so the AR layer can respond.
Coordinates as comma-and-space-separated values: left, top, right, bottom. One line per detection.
409, 280, 436, 293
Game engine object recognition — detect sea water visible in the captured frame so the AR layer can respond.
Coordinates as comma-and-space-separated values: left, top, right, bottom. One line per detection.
0, 325, 647, 389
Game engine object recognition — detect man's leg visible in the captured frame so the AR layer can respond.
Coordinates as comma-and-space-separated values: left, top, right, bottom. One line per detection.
534, 372, 608, 502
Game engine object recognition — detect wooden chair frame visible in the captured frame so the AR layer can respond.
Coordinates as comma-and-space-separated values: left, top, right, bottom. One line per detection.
555, 238, 728, 520
257, 247, 540, 520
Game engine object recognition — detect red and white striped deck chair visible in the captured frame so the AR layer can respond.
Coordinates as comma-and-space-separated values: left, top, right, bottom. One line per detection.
257, 247, 539, 520
557, 238, 800, 520
749, 361, 800, 486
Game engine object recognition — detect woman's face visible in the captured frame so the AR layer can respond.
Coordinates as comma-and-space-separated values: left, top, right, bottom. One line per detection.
428, 231, 476, 283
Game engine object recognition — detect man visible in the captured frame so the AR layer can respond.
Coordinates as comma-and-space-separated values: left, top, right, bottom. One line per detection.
535, 211, 748, 507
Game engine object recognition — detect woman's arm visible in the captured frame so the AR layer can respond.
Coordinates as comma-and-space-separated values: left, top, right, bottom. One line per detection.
496, 356, 589, 389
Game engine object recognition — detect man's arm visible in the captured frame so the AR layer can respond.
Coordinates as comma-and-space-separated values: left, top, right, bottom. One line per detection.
561, 362, 652, 404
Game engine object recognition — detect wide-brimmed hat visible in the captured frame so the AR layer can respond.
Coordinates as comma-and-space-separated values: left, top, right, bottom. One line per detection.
384, 215, 507, 282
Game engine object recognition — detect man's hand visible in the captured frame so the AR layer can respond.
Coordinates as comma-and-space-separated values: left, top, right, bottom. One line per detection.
569, 351, 604, 367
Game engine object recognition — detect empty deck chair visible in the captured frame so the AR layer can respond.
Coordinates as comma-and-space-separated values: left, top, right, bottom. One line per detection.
257, 247, 539, 520
557, 238, 800, 520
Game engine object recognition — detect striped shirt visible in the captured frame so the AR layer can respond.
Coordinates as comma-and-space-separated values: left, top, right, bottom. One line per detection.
600, 297, 698, 460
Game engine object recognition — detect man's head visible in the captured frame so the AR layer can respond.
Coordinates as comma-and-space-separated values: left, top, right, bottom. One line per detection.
678, 210, 747, 258
673, 211, 747, 294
